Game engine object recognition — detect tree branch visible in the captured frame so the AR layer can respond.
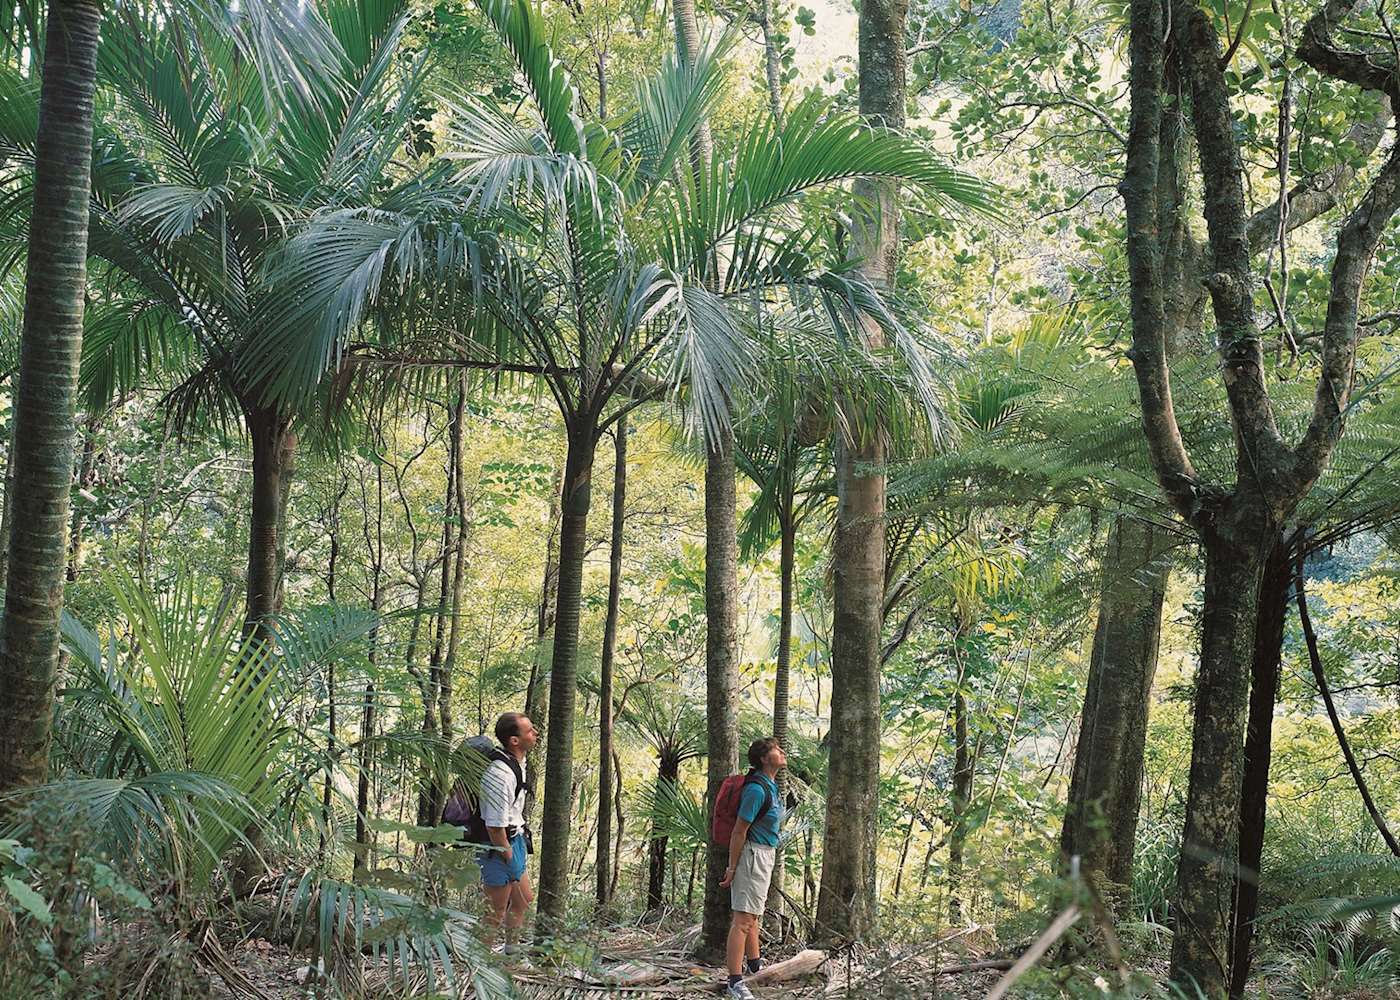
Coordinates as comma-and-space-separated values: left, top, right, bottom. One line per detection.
1244, 98, 1393, 252
1122, 0, 1201, 519
1298, 0, 1400, 101
1296, 554, 1400, 857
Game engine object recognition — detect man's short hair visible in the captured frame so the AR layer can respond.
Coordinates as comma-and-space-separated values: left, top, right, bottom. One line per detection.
495, 712, 526, 747
747, 737, 781, 770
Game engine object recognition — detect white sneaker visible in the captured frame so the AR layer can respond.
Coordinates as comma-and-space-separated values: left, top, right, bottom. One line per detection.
725, 980, 756, 999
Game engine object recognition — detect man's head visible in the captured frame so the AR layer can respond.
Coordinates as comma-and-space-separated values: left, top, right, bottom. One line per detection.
747, 736, 786, 772
495, 712, 539, 757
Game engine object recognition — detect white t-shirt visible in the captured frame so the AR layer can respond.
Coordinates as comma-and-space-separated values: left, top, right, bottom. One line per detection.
479, 755, 527, 830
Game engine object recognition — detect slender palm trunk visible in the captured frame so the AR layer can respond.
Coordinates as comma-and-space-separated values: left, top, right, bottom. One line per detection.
1060, 518, 1170, 904
757, 0, 784, 121
670, 0, 740, 957
440, 384, 468, 745
0, 0, 102, 794
764, 512, 795, 924
524, 460, 563, 818
948, 684, 971, 924
420, 405, 461, 826
356, 461, 386, 871
700, 426, 741, 955
244, 405, 296, 641
816, 0, 905, 945
647, 754, 680, 911
536, 425, 595, 930
1228, 533, 1290, 999
597, 416, 626, 909
319, 475, 345, 862
65, 413, 98, 582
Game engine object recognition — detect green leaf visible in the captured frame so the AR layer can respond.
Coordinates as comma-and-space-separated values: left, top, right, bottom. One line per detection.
3, 876, 52, 925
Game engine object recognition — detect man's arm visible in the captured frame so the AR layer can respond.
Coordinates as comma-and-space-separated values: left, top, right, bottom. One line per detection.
721, 817, 751, 887
486, 824, 512, 863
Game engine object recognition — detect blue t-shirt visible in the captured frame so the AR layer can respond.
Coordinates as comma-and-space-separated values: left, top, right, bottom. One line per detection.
737, 772, 783, 847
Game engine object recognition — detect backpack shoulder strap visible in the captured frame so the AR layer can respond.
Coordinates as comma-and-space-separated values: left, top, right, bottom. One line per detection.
742, 772, 773, 826
492, 748, 525, 799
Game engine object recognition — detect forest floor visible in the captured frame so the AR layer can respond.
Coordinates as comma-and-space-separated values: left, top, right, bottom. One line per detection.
207, 920, 1010, 998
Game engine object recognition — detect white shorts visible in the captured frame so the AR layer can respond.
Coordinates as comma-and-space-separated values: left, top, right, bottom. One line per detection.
730, 841, 776, 916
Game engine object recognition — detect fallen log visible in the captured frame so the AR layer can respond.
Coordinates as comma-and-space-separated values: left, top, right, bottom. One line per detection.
745, 948, 827, 986
934, 959, 1015, 974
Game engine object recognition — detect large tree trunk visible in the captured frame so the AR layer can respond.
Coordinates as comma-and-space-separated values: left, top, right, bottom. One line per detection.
764, 513, 796, 926
244, 405, 296, 641
670, 0, 740, 958
597, 416, 626, 910
1227, 533, 1290, 999
816, 0, 904, 945
0, 0, 102, 795
524, 460, 563, 821
700, 426, 741, 956
1060, 518, 1171, 904
535, 426, 595, 931
1168, 512, 1267, 996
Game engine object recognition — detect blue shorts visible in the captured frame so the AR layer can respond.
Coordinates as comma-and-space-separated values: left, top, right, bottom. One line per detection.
479, 832, 527, 887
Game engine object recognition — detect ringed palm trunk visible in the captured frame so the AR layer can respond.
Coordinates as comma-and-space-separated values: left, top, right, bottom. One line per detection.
535, 424, 595, 931
700, 425, 742, 956
0, 0, 103, 794
670, 0, 741, 958
763, 512, 795, 926
1168, 504, 1269, 996
597, 416, 626, 909
1060, 517, 1171, 906
244, 404, 296, 641
816, 0, 905, 945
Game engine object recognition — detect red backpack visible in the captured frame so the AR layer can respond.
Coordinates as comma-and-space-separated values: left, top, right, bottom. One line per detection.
711, 771, 773, 846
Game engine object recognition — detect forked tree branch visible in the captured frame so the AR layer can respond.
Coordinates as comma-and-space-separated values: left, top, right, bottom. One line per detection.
1122, 0, 1201, 519
1291, 0, 1400, 492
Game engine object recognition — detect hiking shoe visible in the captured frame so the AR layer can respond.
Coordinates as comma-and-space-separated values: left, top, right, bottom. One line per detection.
725, 980, 756, 999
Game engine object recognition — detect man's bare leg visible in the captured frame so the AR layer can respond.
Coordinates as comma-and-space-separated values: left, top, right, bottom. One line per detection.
482, 883, 512, 947
505, 873, 535, 942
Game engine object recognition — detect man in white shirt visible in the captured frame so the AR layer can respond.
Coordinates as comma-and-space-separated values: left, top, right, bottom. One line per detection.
479, 712, 538, 947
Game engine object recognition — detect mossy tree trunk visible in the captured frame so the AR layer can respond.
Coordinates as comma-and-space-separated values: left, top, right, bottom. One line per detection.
0, 0, 103, 794
816, 0, 905, 945
1060, 518, 1171, 905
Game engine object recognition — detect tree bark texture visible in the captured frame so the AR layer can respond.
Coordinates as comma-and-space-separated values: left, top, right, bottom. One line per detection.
244, 405, 296, 642
535, 429, 594, 931
1228, 535, 1290, 1000
700, 426, 741, 957
524, 459, 563, 820
1060, 518, 1171, 903
1119, 1, 1400, 992
597, 416, 626, 909
764, 514, 795, 924
1168, 522, 1266, 995
948, 686, 971, 925
0, 0, 102, 794
816, 0, 904, 946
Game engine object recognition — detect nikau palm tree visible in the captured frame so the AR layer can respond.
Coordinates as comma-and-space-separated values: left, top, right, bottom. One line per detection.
243, 0, 991, 929
0, 0, 103, 793
0, 0, 418, 640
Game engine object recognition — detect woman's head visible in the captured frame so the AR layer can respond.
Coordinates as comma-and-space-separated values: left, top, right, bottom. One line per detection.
747, 736, 785, 771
